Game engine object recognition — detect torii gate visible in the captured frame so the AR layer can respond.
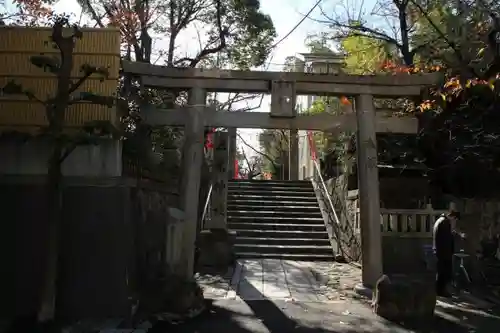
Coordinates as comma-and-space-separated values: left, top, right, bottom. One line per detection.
122, 61, 439, 289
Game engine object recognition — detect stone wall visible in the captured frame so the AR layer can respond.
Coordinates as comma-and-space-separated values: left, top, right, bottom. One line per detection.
324, 177, 361, 261
131, 183, 181, 288
452, 198, 500, 255
0, 176, 180, 321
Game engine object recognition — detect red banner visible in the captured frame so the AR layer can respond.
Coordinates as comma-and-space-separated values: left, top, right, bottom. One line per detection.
204, 128, 214, 149
307, 131, 317, 160
234, 158, 239, 179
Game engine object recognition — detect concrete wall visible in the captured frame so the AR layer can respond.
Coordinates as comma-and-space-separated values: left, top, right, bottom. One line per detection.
298, 131, 314, 180
0, 139, 122, 177
0, 177, 179, 321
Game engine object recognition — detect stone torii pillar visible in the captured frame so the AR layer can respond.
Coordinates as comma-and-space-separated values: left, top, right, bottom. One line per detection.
355, 94, 383, 290
227, 127, 237, 179
180, 87, 206, 277
206, 131, 229, 229
271, 80, 299, 180
289, 129, 299, 180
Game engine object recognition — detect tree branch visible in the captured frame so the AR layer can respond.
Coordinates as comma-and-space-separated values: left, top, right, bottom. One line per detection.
409, 0, 479, 77
237, 133, 278, 170
174, 0, 228, 68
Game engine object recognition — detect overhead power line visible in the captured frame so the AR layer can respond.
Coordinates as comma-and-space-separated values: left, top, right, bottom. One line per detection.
268, 0, 323, 50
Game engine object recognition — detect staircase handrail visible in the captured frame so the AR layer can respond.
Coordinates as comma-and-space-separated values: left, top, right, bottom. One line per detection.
312, 158, 341, 228
200, 141, 214, 231
307, 131, 342, 255
200, 183, 213, 231
306, 131, 361, 261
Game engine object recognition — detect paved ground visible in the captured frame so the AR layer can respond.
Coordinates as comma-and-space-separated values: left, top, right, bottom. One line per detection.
195, 259, 363, 302
52, 259, 500, 333
148, 296, 500, 333
186, 259, 500, 333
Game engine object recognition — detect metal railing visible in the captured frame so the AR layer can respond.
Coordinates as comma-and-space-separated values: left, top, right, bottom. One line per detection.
306, 131, 361, 261
200, 184, 213, 231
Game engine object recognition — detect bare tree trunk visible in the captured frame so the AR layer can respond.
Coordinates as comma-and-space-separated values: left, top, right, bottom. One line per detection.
38, 21, 74, 322
38, 143, 64, 322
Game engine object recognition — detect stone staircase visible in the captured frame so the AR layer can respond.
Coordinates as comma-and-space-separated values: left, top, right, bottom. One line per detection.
227, 179, 334, 261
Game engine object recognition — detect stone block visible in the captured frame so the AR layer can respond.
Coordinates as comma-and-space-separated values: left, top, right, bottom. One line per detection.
196, 228, 236, 268
372, 274, 436, 322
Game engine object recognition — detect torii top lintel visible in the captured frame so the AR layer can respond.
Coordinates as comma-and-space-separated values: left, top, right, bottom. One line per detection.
122, 61, 441, 97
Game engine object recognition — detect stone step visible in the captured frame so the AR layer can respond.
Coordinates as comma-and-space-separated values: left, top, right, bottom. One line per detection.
228, 194, 318, 202
234, 243, 333, 255
233, 229, 329, 239
227, 190, 317, 197
227, 199, 319, 207
235, 252, 334, 261
228, 222, 327, 231
228, 210, 323, 218
228, 204, 320, 212
228, 216, 324, 223
228, 185, 314, 192
235, 236, 331, 246
229, 180, 312, 187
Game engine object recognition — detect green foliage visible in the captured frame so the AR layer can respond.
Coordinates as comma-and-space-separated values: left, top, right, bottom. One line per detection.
341, 35, 392, 74
258, 129, 288, 178
75, 0, 276, 182
302, 97, 348, 163
30, 55, 60, 73
305, 34, 334, 54
319, 0, 500, 196
225, 0, 277, 69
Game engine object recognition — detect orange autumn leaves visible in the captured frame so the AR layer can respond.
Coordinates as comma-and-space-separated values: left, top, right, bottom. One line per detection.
380, 61, 442, 74
12, 0, 53, 24
379, 61, 500, 113
420, 74, 500, 112
336, 62, 445, 109
340, 96, 351, 106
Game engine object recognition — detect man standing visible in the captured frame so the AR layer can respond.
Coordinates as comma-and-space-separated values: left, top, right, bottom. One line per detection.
433, 210, 461, 297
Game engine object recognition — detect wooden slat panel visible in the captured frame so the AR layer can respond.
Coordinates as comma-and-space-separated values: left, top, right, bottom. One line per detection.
0, 26, 120, 54
0, 27, 120, 133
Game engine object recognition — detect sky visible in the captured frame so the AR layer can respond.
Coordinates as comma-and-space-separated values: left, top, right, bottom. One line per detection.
47, 0, 330, 157
3, 0, 376, 158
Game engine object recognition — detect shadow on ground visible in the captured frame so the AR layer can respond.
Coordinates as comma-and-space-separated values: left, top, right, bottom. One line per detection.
176, 263, 500, 333
149, 299, 398, 333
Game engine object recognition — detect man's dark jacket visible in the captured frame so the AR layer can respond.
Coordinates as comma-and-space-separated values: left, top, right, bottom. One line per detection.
433, 215, 455, 259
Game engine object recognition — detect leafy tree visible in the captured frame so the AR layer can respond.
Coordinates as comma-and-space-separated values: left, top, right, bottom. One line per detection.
0, 18, 117, 322
237, 149, 264, 180
314, 0, 500, 197
74, 0, 277, 184
341, 34, 393, 74
8, 0, 277, 184
6, 0, 55, 25
258, 129, 289, 179
77, 0, 276, 69
319, 0, 418, 66
305, 33, 335, 53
